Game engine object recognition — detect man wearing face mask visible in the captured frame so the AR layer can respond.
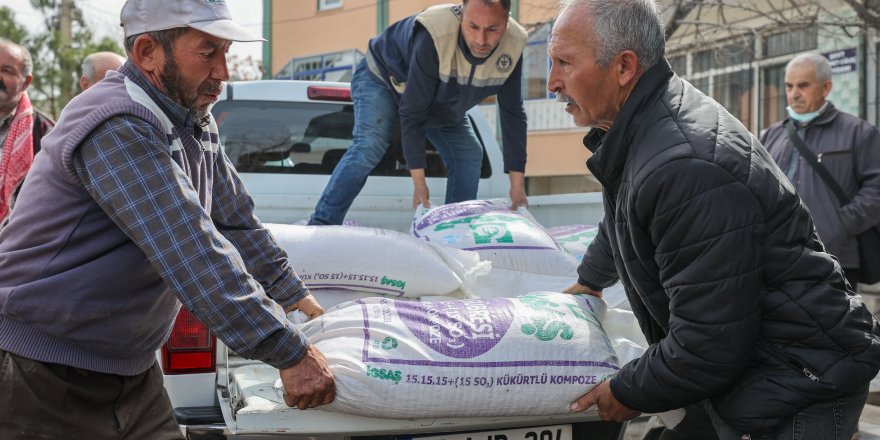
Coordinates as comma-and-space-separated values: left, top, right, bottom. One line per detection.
309, 0, 528, 226
761, 53, 880, 288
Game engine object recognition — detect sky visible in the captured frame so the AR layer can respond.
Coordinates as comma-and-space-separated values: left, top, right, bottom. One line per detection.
2, 0, 264, 61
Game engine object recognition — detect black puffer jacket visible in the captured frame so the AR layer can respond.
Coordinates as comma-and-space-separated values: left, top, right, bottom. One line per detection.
578, 60, 880, 436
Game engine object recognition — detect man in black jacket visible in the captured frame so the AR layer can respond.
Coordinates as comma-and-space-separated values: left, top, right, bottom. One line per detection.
550, 0, 880, 439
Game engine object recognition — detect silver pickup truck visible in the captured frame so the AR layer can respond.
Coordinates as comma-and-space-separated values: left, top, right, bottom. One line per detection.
159, 80, 624, 440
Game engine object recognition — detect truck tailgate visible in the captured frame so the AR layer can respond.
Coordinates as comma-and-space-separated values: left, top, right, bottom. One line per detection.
220, 363, 607, 436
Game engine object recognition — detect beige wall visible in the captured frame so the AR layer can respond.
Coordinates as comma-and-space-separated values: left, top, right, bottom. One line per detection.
271, 0, 376, 73
518, 1, 559, 25
270, 0, 452, 73
270, 0, 564, 74
389, 1, 440, 24
525, 130, 590, 176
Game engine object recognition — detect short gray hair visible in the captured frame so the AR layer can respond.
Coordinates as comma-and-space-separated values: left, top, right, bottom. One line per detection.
560, 0, 666, 70
123, 27, 189, 57
0, 37, 33, 77
81, 54, 99, 82
787, 53, 832, 83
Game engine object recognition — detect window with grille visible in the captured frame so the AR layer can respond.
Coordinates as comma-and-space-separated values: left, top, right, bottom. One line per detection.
318, 0, 342, 11
763, 28, 817, 58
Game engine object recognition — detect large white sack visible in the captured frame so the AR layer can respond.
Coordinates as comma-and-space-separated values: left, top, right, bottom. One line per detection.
411, 199, 579, 276
267, 224, 489, 298
308, 290, 413, 314
293, 292, 620, 418
469, 268, 631, 312
546, 224, 598, 261
469, 268, 574, 299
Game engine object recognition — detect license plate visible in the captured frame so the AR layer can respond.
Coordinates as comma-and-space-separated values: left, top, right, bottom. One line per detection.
405, 424, 572, 440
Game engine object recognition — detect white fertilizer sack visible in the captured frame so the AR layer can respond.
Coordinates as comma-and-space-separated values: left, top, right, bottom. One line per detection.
292, 218, 365, 227
411, 200, 579, 276
311, 290, 414, 313
546, 224, 599, 261
267, 224, 489, 298
290, 292, 620, 418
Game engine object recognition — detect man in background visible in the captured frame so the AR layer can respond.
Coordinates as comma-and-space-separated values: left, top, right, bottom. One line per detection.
760, 53, 880, 288
0, 38, 54, 225
309, 0, 529, 226
79, 51, 126, 91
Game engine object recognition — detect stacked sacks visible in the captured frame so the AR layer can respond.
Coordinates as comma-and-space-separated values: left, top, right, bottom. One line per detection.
266, 224, 489, 300
545, 224, 630, 309
286, 292, 620, 418
546, 224, 599, 261
411, 199, 579, 277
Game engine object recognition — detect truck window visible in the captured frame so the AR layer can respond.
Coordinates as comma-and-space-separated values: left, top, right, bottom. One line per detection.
212, 100, 491, 178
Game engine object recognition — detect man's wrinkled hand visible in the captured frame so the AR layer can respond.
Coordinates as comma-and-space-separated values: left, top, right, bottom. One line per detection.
288, 294, 324, 320
279, 345, 336, 410
570, 380, 640, 422
563, 282, 603, 298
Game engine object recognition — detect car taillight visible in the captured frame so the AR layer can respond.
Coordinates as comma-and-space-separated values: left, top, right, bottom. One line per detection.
307, 85, 352, 102
162, 308, 216, 375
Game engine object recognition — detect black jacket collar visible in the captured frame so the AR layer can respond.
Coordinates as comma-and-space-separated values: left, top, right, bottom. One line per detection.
584, 59, 674, 188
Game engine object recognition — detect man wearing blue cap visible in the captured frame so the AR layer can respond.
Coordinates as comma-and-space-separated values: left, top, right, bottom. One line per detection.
0, 0, 335, 437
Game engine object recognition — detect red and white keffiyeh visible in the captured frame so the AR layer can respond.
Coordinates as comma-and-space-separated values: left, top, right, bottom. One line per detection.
0, 92, 35, 222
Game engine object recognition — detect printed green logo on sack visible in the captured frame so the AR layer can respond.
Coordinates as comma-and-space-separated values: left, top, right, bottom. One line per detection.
412, 199, 579, 276
296, 293, 622, 419
415, 200, 551, 250
518, 293, 606, 348
395, 298, 515, 358
547, 224, 599, 261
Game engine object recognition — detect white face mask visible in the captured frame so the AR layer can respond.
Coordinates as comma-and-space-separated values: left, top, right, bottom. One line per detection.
786, 104, 823, 124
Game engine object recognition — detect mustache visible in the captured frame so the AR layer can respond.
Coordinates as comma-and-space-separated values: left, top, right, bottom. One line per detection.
199, 80, 222, 95
556, 92, 575, 106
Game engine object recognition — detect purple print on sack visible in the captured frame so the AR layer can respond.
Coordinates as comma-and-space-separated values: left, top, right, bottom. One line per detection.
414, 200, 499, 232
395, 299, 515, 358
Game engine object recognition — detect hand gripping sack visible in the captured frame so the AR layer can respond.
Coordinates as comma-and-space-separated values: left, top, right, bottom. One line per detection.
267, 224, 489, 298
411, 199, 579, 276
296, 292, 620, 418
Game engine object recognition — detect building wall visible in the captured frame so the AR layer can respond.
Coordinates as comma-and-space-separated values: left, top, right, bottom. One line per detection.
271, 0, 377, 74
268, 0, 880, 196
666, 0, 870, 133
389, 1, 439, 23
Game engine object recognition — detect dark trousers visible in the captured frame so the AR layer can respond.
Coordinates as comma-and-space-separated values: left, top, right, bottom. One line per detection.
0, 349, 183, 439
659, 402, 720, 440
706, 385, 868, 440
